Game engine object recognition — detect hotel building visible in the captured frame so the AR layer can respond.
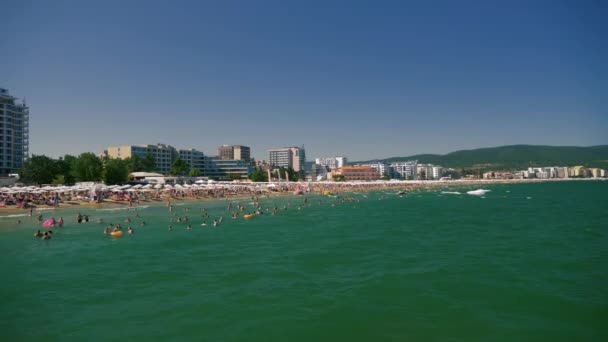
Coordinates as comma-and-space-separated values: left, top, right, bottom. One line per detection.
179, 149, 205, 174
389, 161, 418, 180
332, 166, 380, 181
105, 144, 177, 174
205, 157, 252, 180
0, 88, 29, 175
315, 156, 347, 170
218, 145, 251, 163
268, 146, 306, 173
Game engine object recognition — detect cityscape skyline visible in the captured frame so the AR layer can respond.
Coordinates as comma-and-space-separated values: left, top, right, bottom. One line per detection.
2, 1, 607, 161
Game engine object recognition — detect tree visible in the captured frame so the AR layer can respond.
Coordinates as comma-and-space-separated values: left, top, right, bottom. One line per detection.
249, 167, 268, 182
18, 155, 58, 185
142, 153, 156, 172
56, 154, 76, 185
228, 173, 242, 181
104, 158, 129, 185
71, 152, 103, 182
170, 158, 189, 176
332, 174, 345, 182
279, 167, 299, 181
126, 154, 144, 173
188, 169, 201, 177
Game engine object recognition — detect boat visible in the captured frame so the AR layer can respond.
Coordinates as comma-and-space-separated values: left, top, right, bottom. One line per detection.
467, 189, 491, 196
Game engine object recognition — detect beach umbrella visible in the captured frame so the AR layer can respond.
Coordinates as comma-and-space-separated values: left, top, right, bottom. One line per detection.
132, 184, 143, 189
142, 184, 153, 189
153, 184, 163, 189
164, 184, 173, 189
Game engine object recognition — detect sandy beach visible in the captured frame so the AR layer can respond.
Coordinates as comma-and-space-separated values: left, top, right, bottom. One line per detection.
1, 178, 602, 216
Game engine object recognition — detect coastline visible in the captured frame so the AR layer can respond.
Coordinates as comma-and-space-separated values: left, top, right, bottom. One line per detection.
0, 177, 602, 216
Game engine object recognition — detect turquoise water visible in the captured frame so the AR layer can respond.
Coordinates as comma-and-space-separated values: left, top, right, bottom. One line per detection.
1, 181, 606, 341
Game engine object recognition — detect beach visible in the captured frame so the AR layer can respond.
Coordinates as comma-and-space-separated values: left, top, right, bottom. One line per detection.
1, 177, 603, 216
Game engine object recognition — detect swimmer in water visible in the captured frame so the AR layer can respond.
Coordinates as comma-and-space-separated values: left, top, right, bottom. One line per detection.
42, 232, 51, 240
187, 224, 192, 230
128, 227, 134, 235
58, 217, 64, 227
104, 227, 110, 235
212, 220, 217, 227
168, 225, 173, 231
34, 230, 43, 238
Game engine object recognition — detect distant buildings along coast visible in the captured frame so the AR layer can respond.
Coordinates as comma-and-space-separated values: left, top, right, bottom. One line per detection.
103, 144, 252, 180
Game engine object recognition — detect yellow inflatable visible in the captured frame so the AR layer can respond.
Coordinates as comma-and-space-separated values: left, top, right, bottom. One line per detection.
110, 231, 123, 237
243, 214, 255, 220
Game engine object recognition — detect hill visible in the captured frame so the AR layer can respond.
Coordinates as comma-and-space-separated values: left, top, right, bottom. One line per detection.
355, 145, 608, 170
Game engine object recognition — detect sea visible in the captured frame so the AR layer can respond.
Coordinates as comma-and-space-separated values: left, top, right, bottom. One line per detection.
0, 181, 606, 341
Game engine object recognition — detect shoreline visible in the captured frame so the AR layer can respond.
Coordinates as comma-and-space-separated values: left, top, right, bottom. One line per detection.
0, 178, 602, 216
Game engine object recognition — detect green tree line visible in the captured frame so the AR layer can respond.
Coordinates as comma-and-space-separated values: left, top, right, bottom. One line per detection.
18, 153, 158, 186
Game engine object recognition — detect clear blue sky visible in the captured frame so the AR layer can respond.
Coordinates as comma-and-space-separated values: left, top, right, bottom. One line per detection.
2, 0, 606, 161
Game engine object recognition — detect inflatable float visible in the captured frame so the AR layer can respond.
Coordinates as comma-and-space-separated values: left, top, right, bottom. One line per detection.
243, 214, 255, 220
110, 231, 123, 237
42, 218, 56, 228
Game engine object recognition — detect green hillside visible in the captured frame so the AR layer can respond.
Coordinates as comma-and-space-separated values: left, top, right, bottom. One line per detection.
357, 145, 608, 170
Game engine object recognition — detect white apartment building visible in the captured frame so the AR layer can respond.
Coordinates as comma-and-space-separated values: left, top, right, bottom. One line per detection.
315, 156, 347, 170
389, 161, 418, 179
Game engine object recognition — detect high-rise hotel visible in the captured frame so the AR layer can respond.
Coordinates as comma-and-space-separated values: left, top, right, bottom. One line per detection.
0, 88, 29, 175
268, 146, 306, 173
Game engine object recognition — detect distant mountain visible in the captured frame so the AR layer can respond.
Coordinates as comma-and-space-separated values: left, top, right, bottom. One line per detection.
354, 145, 608, 170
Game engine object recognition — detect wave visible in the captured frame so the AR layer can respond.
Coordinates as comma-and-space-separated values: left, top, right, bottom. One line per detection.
441, 191, 461, 195
0, 214, 28, 218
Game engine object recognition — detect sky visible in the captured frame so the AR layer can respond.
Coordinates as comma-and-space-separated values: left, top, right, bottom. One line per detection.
2, 0, 606, 161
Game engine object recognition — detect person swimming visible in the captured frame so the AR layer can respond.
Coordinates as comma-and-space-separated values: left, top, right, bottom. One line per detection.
104, 227, 110, 235
34, 230, 43, 238
84, 215, 89, 223
77, 213, 83, 223
128, 226, 134, 235
168, 225, 173, 231
201, 221, 207, 226
212, 220, 217, 227
58, 217, 64, 227
187, 224, 192, 230
42, 232, 51, 240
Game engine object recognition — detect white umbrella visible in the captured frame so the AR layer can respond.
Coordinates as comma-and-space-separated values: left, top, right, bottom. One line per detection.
142, 184, 153, 189
154, 184, 163, 189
